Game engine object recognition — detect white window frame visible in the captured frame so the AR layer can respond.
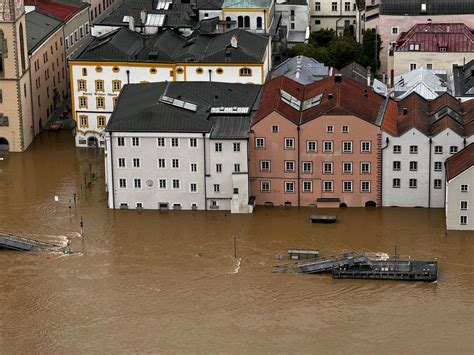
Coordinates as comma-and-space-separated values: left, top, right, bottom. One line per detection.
284, 138, 295, 150
342, 141, 352, 153
307, 140, 317, 152
323, 180, 333, 192
361, 141, 371, 153
285, 160, 295, 172
255, 137, 265, 149
323, 141, 333, 153
284, 181, 295, 193
323, 162, 333, 174
361, 180, 370, 192
361, 162, 370, 174
343, 180, 353, 193
260, 160, 270, 172
302, 181, 312, 193
261, 180, 270, 192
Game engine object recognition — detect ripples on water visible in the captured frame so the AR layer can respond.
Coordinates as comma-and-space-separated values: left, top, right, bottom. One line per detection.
0, 132, 473, 354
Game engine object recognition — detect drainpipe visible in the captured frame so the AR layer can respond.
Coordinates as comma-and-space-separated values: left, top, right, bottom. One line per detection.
126, 70, 130, 84
208, 69, 212, 82
297, 125, 301, 207
428, 137, 432, 208
203, 132, 208, 211
335, 0, 343, 36
380, 136, 390, 207
109, 131, 115, 209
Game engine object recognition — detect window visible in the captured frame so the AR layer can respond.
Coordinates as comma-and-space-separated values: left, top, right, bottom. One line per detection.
341, 125, 349, 133
79, 96, 88, 108
285, 161, 295, 172
345, 2, 350, 11
323, 141, 333, 153
361, 181, 370, 192
426, 63, 433, 69
393, 178, 401, 188
315, 20, 321, 24
132, 137, 140, 146
214, 184, 220, 193
136, 202, 143, 209
315, 2, 321, 11
285, 181, 294, 193
133, 158, 140, 168
96, 97, 105, 109
234, 164, 240, 172
409, 179, 417, 189
112, 80, 121, 92
256, 16, 263, 29
119, 178, 126, 188
450, 146, 458, 154
439, 47, 447, 52
326, 125, 334, 133
461, 201, 468, 210
361, 141, 371, 153
79, 115, 88, 128
393, 161, 401, 171
118, 158, 125, 168
460, 216, 468, 225
434, 162, 442, 171
433, 179, 442, 189
134, 179, 141, 189
157, 137, 165, 147
159, 179, 166, 189
323, 162, 333, 174
260, 160, 270, 172
391, 27, 399, 35
190, 183, 197, 193
244, 16, 250, 28
233, 142, 240, 152
239, 68, 252, 76
361, 162, 370, 174
158, 158, 166, 168
343, 162, 352, 174
173, 179, 180, 189
461, 184, 468, 192
190, 163, 197, 172
78, 79, 86, 91
271, 125, 279, 133
196, 67, 203, 74
284, 138, 294, 150
323, 181, 333, 192
332, 2, 337, 11
409, 161, 418, 171
172, 159, 179, 168
190, 138, 197, 147
216, 163, 222, 173
216, 67, 223, 75
343, 181, 353, 192
434, 146, 443, 154
150, 67, 157, 74
215, 142, 222, 152
117, 137, 125, 146
409, 145, 418, 154
307, 141, 317, 152
97, 116, 106, 128
393, 145, 401, 154
255, 138, 266, 149
171, 138, 179, 147
302, 162, 312, 173
303, 181, 312, 192
410, 63, 417, 71
95, 66, 103, 73
343, 141, 352, 153
95, 80, 104, 92
261, 181, 270, 192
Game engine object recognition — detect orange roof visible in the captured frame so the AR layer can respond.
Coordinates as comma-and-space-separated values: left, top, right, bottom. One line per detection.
445, 143, 474, 181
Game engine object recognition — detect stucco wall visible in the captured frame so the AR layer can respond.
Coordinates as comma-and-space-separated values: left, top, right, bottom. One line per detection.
446, 167, 474, 231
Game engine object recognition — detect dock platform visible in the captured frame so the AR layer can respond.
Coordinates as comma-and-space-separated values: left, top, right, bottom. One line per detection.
288, 248, 320, 260
0, 232, 58, 251
273, 252, 368, 273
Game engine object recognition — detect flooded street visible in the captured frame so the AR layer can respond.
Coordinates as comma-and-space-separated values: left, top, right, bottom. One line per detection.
0, 132, 473, 354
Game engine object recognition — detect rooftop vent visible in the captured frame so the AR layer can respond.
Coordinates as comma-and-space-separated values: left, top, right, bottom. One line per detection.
334, 74, 342, 83
403, 108, 408, 115
328, 93, 333, 100
230, 34, 238, 48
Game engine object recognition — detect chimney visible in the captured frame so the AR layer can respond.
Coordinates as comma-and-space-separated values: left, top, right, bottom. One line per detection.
230, 34, 238, 48
367, 66, 371, 87
403, 108, 408, 115
140, 9, 147, 25
334, 74, 342, 83
129, 16, 135, 32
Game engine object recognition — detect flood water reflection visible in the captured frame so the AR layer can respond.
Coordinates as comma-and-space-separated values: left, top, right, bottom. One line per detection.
0, 132, 473, 353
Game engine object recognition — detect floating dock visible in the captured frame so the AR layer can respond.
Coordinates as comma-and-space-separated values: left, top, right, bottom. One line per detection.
0, 232, 58, 251
309, 215, 336, 223
273, 252, 368, 273
288, 248, 320, 260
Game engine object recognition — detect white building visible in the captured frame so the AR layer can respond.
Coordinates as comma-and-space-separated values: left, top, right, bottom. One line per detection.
445, 143, 474, 231
382, 93, 474, 208
104, 81, 261, 213
275, 0, 310, 47
69, 27, 271, 147
309, 0, 358, 36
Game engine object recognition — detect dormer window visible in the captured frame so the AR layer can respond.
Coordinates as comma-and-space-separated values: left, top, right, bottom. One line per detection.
439, 47, 447, 52
409, 43, 420, 51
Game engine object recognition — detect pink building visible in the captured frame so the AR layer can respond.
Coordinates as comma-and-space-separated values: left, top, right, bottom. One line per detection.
249, 75, 397, 208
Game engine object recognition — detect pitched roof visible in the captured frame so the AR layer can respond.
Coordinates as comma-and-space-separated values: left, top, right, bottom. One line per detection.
339, 62, 370, 85
445, 143, 474, 181
396, 23, 474, 52
25, 10, 63, 53
25, 0, 87, 22
380, 0, 474, 16
270, 55, 331, 85
253, 75, 395, 127
393, 67, 451, 100
107, 82, 261, 138
453, 60, 474, 98
222, 0, 272, 8
73, 28, 268, 64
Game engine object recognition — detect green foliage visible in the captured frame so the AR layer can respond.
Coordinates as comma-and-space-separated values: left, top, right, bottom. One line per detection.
357, 29, 383, 70
327, 36, 360, 69
287, 43, 332, 65
309, 29, 336, 47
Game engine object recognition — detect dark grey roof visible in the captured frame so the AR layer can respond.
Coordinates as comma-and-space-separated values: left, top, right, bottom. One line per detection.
195, 0, 225, 10
380, 0, 474, 16
75, 27, 268, 64
193, 16, 220, 34
26, 11, 63, 53
453, 60, 474, 97
54, 0, 89, 9
339, 62, 370, 85
276, 0, 307, 6
271, 55, 330, 85
107, 82, 261, 138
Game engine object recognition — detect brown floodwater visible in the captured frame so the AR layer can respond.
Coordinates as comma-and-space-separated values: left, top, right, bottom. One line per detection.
0, 132, 473, 354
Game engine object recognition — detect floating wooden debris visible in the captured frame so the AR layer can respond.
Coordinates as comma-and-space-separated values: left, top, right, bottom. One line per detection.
309, 215, 337, 223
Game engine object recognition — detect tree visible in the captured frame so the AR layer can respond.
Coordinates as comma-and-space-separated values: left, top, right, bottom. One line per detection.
309, 29, 336, 47
327, 35, 360, 69
287, 43, 332, 66
358, 29, 383, 70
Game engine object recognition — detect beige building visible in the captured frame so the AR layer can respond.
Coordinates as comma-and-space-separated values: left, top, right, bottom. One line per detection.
27, 10, 67, 132
309, 0, 358, 36
0, 0, 34, 152
445, 143, 474, 231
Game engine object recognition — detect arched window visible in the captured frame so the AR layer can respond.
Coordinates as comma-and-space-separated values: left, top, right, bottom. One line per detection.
244, 16, 250, 28
237, 16, 243, 28
256, 17, 262, 29
19, 23, 26, 73
226, 16, 231, 29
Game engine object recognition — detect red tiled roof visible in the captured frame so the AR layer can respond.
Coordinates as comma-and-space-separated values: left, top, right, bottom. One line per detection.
253, 75, 394, 127
445, 143, 474, 181
25, 0, 83, 22
396, 23, 474, 52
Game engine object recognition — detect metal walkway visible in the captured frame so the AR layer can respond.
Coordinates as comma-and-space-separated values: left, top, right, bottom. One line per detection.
0, 232, 59, 251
